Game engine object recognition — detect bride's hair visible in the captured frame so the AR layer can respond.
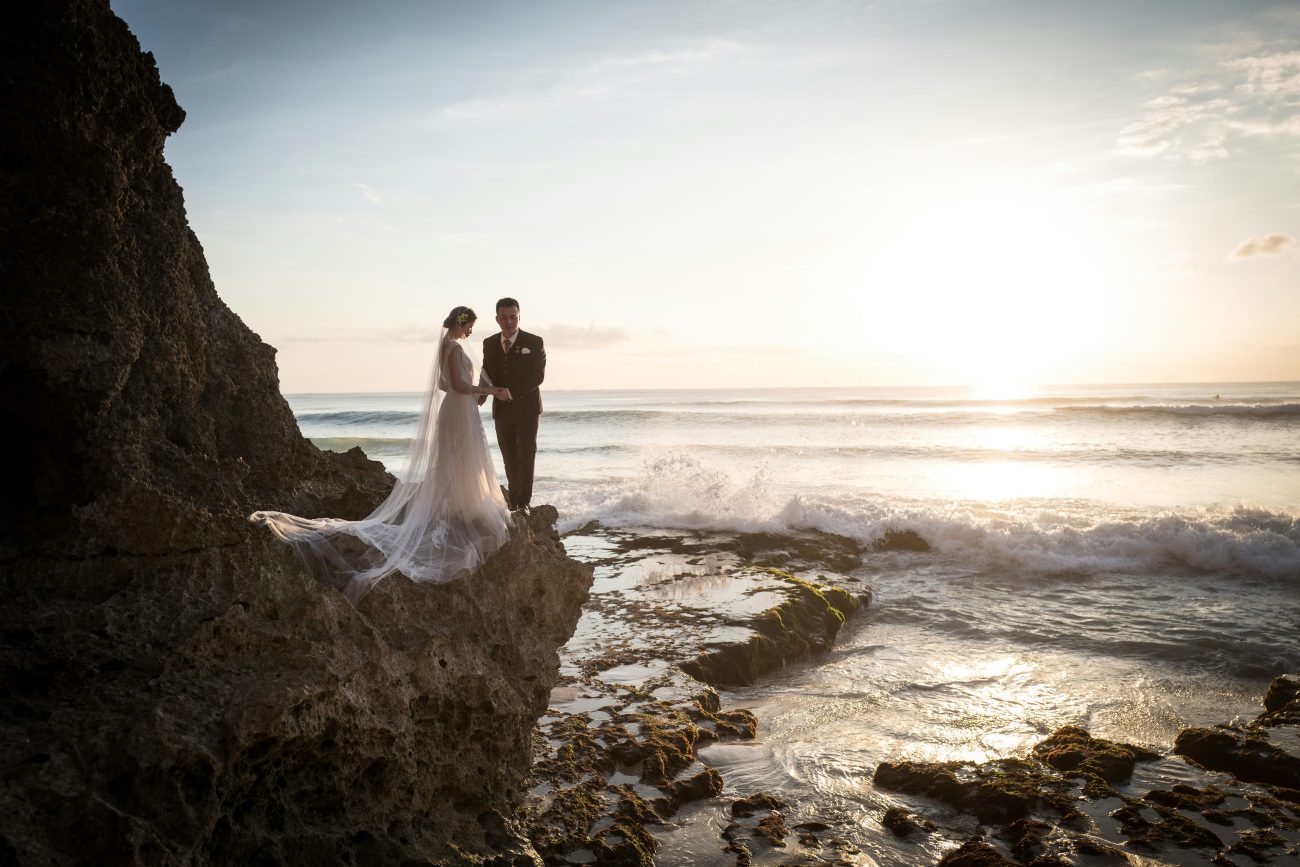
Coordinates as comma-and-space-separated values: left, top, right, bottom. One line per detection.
442, 305, 477, 329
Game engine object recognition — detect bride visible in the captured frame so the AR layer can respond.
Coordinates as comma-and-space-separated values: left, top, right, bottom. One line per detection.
250, 306, 512, 601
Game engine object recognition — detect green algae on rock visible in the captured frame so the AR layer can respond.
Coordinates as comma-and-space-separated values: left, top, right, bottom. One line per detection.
1030, 725, 1160, 785
525, 524, 876, 865
871, 681, 1300, 866
874, 755, 1079, 825
680, 570, 870, 687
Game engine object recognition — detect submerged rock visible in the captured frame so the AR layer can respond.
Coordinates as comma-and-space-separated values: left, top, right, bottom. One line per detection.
873, 686, 1300, 866
881, 806, 936, 838
0, 3, 593, 863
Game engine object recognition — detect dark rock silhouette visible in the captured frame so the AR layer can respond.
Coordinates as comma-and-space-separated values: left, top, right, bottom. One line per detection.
0, 2, 592, 864
1174, 674, 1300, 790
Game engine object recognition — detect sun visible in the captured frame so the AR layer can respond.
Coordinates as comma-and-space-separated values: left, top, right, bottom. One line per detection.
855, 188, 1116, 387
968, 378, 1036, 402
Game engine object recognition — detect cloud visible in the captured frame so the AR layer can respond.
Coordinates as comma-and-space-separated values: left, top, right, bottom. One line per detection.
1226, 50, 1300, 96
284, 324, 441, 344
541, 323, 632, 350
1230, 233, 1296, 259
426, 38, 748, 126
1118, 43, 1300, 162
1116, 93, 1231, 160
350, 182, 384, 207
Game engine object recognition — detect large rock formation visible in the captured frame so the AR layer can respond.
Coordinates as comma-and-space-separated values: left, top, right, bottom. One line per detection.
0, 2, 592, 864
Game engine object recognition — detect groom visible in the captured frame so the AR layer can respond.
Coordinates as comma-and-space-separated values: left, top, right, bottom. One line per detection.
479, 297, 546, 514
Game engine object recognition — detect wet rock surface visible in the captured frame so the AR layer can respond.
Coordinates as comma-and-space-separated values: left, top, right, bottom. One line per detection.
882, 806, 938, 838
1173, 677, 1300, 792
522, 523, 873, 865
871, 677, 1300, 865
1, 3, 592, 864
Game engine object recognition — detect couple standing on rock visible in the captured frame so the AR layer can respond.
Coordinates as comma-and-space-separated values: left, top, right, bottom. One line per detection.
251, 297, 545, 601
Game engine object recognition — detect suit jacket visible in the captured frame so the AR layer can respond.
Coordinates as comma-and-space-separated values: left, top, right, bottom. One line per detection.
481, 329, 545, 420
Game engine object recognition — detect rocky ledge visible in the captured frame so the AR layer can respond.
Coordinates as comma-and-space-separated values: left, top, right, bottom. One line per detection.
3, 508, 591, 866
0, 3, 592, 864
519, 523, 874, 865
871, 675, 1300, 865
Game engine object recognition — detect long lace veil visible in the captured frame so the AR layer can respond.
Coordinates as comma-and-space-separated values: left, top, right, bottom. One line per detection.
252, 327, 505, 600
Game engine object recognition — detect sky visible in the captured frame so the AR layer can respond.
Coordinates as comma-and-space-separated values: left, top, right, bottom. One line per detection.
112, 0, 1300, 393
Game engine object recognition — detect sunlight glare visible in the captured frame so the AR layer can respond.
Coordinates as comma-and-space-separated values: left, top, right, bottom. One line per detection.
858, 190, 1112, 385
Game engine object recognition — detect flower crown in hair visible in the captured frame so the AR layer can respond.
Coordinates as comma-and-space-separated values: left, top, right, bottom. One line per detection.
456, 311, 472, 326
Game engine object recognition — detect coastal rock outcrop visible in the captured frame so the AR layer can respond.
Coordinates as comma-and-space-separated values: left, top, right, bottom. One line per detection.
0, 3, 592, 864
872, 681, 1300, 865
523, 523, 874, 865
1174, 673, 1300, 790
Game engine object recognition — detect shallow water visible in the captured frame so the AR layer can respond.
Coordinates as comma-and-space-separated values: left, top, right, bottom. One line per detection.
287, 381, 1300, 863
650, 556, 1291, 865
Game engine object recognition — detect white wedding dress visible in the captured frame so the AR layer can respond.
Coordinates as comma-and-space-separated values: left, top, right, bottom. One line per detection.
250, 330, 511, 601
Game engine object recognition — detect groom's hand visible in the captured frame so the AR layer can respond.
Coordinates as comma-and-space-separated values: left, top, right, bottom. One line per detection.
477, 395, 487, 406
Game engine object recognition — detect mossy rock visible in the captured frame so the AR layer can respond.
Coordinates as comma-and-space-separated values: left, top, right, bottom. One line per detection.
1228, 828, 1288, 861
869, 529, 931, 553
937, 839, 1018, 866
1116, 803, 1224, 851
1175, 726, 1300, 790
731, 530, 863, 573
874, 757, 1074, 824
1031, 725, 1158, 784
881, 805, 935, 837
680, 570, 867, 687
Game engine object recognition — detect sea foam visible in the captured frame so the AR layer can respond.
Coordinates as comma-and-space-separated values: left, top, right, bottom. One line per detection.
551, 452, 1300, 582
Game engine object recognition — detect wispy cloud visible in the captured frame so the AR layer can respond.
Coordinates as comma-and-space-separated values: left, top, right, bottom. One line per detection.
1117, 90, 1231, 161
542, 323, 632, 350
284, 324, 440, 344
426, 38, 748, 126
1230, 233, 1296, 259
350, 182, 384, 207
1226, 50, 1300, 96
1119, 42, 1300, 162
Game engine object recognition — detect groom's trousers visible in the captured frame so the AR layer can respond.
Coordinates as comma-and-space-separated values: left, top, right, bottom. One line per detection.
494, 413, 539, 509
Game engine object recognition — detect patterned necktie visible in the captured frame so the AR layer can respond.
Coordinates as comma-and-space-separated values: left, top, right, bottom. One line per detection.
502, 338, 512, 356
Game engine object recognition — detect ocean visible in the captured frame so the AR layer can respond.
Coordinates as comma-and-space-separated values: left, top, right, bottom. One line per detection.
288, 381, 1300, 864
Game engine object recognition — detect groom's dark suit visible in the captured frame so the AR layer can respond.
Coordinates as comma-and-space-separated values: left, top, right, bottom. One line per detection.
481, 329, 545, 510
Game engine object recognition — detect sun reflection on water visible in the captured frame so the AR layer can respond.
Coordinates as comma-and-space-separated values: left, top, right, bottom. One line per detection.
902, 655, 1067, 764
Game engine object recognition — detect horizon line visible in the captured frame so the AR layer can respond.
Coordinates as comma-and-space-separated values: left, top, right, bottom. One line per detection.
281, 378, 1300, 397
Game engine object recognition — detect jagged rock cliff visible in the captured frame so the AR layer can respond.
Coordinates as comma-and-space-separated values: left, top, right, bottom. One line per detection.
0, 3, 592, 864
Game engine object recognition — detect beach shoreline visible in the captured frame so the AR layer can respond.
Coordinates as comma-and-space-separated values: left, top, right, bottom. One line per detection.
529, 519, 1299, 866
